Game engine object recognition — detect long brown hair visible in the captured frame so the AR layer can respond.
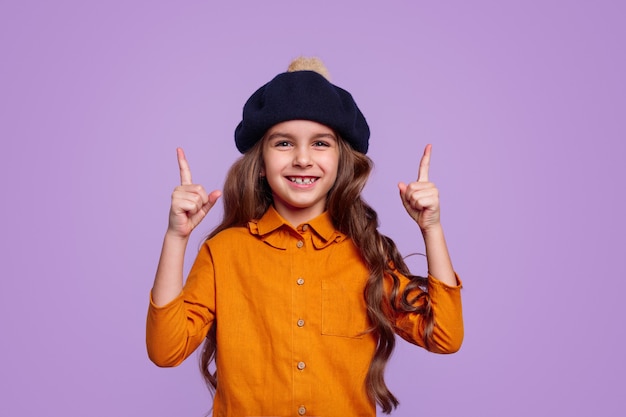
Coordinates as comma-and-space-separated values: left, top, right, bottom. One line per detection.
199, 136, 435, 413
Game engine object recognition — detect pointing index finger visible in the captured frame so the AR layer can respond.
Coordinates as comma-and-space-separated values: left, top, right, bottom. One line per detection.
177, 147, 193, 185
417, 144, 432, 182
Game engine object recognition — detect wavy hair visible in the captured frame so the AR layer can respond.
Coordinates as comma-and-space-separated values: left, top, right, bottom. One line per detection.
199, 136, 435, 413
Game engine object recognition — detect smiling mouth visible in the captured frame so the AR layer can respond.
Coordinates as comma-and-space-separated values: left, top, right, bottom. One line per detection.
288, 176, 318, 185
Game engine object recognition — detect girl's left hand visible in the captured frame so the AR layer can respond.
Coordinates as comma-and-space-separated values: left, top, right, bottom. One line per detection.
398, 144, 441, 232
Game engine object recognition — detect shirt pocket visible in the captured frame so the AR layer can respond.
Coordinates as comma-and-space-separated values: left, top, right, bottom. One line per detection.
321, 278, 368, 338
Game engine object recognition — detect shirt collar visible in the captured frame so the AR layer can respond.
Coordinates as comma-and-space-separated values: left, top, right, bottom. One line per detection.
248, 206, 346, 249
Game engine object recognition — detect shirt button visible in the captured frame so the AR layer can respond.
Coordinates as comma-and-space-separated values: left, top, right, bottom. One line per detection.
302, 224, 309, 231
296, 240, 304, 248
298, 406, 306, 415
296, 278, 305, 285
297, 361, 306, 370
297, 319, 305, 327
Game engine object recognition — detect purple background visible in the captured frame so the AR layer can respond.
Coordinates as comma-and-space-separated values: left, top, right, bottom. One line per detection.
1, 1, 624, 416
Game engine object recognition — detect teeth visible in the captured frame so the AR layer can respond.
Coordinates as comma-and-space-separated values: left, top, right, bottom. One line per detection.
289, 177, 317, 185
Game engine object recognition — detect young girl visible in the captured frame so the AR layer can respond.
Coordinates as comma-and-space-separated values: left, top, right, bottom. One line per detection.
147, 57, 463, 417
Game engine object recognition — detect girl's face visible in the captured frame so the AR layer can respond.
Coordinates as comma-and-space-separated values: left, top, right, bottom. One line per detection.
262, 120, 339, 225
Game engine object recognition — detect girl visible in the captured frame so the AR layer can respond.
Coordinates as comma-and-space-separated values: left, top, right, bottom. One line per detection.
147, 57, 463, 417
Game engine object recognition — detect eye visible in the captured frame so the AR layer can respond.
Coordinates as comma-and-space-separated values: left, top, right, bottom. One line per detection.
313, 140, 330, 147
274, 140, 292, 147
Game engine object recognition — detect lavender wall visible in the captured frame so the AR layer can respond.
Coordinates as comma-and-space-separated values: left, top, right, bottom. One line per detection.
1, 1, 624, 416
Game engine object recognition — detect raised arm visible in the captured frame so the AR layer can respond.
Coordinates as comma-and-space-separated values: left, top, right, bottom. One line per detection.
397, 145, 456, 286
151, 148, 221, 306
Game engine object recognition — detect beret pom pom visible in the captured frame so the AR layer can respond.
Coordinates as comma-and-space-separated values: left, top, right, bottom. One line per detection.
287, 56, 331, 81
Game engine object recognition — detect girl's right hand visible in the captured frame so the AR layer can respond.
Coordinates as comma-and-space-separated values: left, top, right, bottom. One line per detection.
168, 148, 222, 238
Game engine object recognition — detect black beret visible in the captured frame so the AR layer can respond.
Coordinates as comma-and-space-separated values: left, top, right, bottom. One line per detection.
234, 70, 370, 154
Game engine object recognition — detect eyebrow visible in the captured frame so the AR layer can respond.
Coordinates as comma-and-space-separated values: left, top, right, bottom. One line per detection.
266, 132, 337, 141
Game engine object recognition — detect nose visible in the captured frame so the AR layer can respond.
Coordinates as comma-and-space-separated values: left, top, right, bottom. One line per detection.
293, 146, 312, 167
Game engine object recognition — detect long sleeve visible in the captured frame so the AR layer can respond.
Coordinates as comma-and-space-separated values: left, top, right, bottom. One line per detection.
391, 273, 464, 353
146, 242, 217, 367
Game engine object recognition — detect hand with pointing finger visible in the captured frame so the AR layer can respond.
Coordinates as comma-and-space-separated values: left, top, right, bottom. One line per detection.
168, 148, 221, 238
398, 144, 441, 232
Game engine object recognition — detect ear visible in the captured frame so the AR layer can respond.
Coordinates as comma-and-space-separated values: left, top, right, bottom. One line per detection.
259, 167, 266, 177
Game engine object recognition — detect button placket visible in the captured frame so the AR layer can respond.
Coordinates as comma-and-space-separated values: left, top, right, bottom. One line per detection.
293, 230, 310, 412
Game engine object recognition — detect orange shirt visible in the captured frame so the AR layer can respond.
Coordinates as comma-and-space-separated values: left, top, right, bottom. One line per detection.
146, 206, 463, 417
